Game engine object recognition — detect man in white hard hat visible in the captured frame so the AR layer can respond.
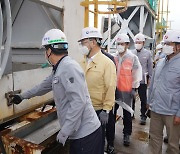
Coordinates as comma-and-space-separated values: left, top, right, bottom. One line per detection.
78, 27, 117, 153
131, 33, 153, 125
147, 30, 180, 154
154, 43, 165, 63
114, 33, 142, 146
10, 29, 103, 154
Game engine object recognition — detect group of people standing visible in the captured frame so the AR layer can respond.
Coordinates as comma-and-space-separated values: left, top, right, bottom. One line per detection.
10, 27, 180, 154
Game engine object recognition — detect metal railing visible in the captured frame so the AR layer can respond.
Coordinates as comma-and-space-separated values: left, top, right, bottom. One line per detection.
80, 0, 128, 28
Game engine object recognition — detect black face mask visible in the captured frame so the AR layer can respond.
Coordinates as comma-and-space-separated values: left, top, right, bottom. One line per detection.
45, 49, 53, 66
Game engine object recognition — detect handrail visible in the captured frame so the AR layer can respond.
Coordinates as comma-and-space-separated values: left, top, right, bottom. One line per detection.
80, 0, 128, 27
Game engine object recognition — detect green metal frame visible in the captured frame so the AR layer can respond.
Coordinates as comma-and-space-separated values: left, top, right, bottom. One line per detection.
147, 0, 157, 11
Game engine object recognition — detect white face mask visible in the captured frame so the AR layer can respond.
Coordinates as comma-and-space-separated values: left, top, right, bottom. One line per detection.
79, 45, 90, 56
117, 45, 125, 53
162, 45, 174, 55
135, 44, 143, 50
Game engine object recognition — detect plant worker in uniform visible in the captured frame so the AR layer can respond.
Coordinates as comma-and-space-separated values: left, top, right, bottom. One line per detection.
147, 30, 180, 154
10, 29, 103, 154
114, 33, 142, 146
131, 33, 153, 125
154, 43, 165, 63
78, 27, 117, 153
102, 45, 118, 154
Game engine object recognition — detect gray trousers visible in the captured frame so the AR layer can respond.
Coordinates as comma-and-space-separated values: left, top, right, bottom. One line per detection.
149, 111, 180, 154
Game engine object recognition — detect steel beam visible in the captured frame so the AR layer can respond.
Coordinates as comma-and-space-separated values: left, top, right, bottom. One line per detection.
11, 0, 24, 26
110, 6, 140, 47
127, 6, 139, 23
127, 0, 156, 18
29, 0, 63, 11
102, 22, 120, 45
143, 11, 149, 28
41, 6, 61, 29
139, 6, 144, 33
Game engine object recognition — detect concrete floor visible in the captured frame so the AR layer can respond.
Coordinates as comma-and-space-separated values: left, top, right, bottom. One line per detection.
53, 97, 175, 154
113, 98, 168, 154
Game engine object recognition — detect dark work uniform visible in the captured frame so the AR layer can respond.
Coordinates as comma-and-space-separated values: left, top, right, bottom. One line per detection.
101, 50, 119, 147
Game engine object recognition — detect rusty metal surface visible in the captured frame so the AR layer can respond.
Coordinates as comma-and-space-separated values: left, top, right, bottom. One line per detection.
0, 133, 6, 154
2, 134, 44, 154
9, 121, 31, 132
19, 106, 56, 122
1, 107, 58, 154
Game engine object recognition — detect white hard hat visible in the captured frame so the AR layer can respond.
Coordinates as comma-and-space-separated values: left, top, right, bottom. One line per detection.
134, 33, 145, 42
78, 27, 103, 42
42, 29, 67, 46
163, 30, 180, 43
116, 33, 130, 43
156, 44, 163, 50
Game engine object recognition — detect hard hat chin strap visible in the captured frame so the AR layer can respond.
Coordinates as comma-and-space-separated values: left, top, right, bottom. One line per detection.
86, 39, 94, 58
96, 38, 101, 45
87, 48, 92, 58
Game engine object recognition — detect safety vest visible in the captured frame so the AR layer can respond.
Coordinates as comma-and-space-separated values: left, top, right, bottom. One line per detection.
115, 56, 133, 92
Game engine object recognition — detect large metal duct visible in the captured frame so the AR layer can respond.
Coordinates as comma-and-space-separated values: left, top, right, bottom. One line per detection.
0, 0, 12, 79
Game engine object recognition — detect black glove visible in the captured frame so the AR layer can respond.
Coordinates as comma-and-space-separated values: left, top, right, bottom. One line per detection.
99, 110, 109, 125
10, 95, 23, 104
